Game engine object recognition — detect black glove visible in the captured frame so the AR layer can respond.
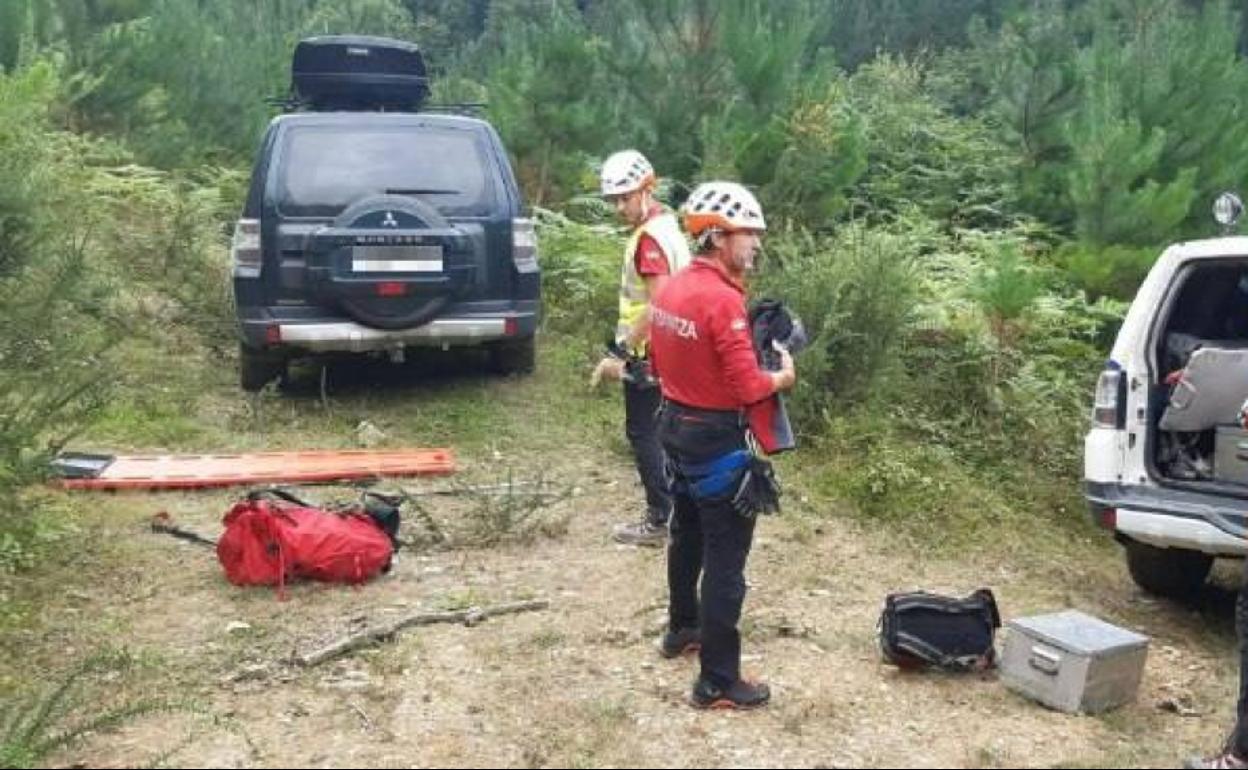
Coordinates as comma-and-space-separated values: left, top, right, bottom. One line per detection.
606, 340, 658, 388
730, 456, 782, 518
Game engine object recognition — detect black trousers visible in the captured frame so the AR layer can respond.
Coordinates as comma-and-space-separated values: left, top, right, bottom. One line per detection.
659, 402, 756, 688
1235, 558, 1248, 755
623, 380, 672, 525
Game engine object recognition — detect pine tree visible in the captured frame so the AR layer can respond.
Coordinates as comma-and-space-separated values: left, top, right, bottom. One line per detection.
1113, 0, 1248, 232
1058, 0, 1203, 244
479, 2, 608, 204
758, 76, 868, 227
68, 0, 320, 166
589, 0, 730, 184
591, 0, 843, 218
398, 0, 491, 65
703, 0, 862, 225
0, 0, 28, 72
945, 0, 1083, 230
819, 0, 1006, 71
848, 56, 1017, 229
950, 0, 1248, 245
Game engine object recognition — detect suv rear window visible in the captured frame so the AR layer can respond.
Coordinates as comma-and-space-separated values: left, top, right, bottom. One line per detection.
277, 125, 493, 217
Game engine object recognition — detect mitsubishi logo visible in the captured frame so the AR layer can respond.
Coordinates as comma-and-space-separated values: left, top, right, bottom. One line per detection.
381, 211, 399, 228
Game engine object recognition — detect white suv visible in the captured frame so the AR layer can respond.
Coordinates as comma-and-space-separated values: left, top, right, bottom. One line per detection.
1085, 198, 1248, 598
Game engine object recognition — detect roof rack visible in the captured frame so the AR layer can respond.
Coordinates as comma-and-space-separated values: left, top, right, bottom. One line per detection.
265, 94, 486, 117
418, 102, 487, 116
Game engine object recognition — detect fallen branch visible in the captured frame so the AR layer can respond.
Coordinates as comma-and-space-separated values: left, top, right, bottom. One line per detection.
295, 598, 551, 667
349, 700, 375, 731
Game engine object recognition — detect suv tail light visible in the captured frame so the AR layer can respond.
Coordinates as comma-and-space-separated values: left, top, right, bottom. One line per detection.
231, 218, 262, 277
512, 217, 539, 272
1092, 367, 1127, 429
1091, 503, 1117, 531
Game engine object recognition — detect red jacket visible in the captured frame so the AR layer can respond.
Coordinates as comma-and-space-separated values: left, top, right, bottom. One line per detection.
649, 258, 776, 410
635, 204, 671, 277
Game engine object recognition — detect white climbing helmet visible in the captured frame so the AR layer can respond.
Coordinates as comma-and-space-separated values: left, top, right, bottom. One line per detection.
681, 181, 766, 237
600, 150, 656, 197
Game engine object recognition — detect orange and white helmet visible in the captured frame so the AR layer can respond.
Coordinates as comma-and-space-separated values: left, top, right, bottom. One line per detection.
681, 181, 766, 237
600, 150, 655, 197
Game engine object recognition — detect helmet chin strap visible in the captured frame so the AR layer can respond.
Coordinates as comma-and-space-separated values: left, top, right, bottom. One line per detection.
695, 228, 722, 253
704, 239, 749, 281
637, 185, 654, 211
625, 187, 653, 226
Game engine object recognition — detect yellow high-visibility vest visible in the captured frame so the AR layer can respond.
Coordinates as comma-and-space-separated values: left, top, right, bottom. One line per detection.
616, 211, 692, 355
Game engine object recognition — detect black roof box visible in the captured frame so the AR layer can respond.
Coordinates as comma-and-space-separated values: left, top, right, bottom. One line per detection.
292, 35, 429, 111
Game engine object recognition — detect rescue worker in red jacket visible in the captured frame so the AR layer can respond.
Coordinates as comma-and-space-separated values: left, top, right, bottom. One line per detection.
590, 150, 693, 546
1186, 398, 1248, 768
648, 181, 796, 709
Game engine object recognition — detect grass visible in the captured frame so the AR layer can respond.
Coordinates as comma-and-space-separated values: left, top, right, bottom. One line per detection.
0, 648, 191, 769
779, 424, 1102, 567
90, 401, 211, 450
77, 331, 618, 457
526, 628, 566, 651
519, 694, 637, 769
435, 588, 489, 612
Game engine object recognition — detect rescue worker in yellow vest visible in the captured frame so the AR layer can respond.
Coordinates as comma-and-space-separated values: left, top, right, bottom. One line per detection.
590, 150, 693, 546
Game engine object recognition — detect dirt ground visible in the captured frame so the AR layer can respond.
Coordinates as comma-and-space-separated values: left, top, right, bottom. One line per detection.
5, 356, 1246, 769
10, 462, 1241, 769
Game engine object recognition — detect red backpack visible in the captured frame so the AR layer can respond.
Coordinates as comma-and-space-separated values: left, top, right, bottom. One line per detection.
217, 490, 393, 597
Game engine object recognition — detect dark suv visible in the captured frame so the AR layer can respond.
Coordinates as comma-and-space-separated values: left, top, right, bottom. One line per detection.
231, 37, 539, 390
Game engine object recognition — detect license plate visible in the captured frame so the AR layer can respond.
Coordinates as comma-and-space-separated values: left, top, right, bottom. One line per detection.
351, 245, 443, 272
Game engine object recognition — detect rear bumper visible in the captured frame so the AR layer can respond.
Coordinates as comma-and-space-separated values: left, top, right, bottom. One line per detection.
1114, 509, 1247, 555
238, 301, 538, 354
279, 316, 511, 352
1086, 480, 1248, 555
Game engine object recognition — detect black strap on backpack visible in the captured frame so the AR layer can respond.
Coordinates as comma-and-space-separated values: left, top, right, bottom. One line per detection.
245, 487, 402, 549
247, 487, 314, 507
878, 588, 1001, 672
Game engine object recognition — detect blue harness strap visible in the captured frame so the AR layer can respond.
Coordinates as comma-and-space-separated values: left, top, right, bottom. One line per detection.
680, 449, 753, 500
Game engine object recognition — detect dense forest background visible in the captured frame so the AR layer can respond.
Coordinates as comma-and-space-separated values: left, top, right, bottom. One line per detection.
4, 0, 1248, 567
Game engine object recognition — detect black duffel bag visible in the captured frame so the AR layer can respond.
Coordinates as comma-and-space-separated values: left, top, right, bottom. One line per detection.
878, 588, 1001, 672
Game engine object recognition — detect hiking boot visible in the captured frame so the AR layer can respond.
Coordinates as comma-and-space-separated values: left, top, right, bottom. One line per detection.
689, 677, 771, 710
659, 627, 701, 658
612, 519, 667, 547
1184, 752, 1248, 769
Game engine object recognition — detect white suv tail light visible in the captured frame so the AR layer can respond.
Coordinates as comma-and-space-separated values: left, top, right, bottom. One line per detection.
231, 218, 262, 277
1092, 368, 1126, 429
512, 217, 538, 272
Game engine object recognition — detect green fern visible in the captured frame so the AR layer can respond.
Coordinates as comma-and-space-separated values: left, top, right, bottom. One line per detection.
0, 649, 186, 769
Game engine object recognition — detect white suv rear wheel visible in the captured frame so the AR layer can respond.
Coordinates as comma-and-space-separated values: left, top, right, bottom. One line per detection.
1124, 539, 1213, 599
